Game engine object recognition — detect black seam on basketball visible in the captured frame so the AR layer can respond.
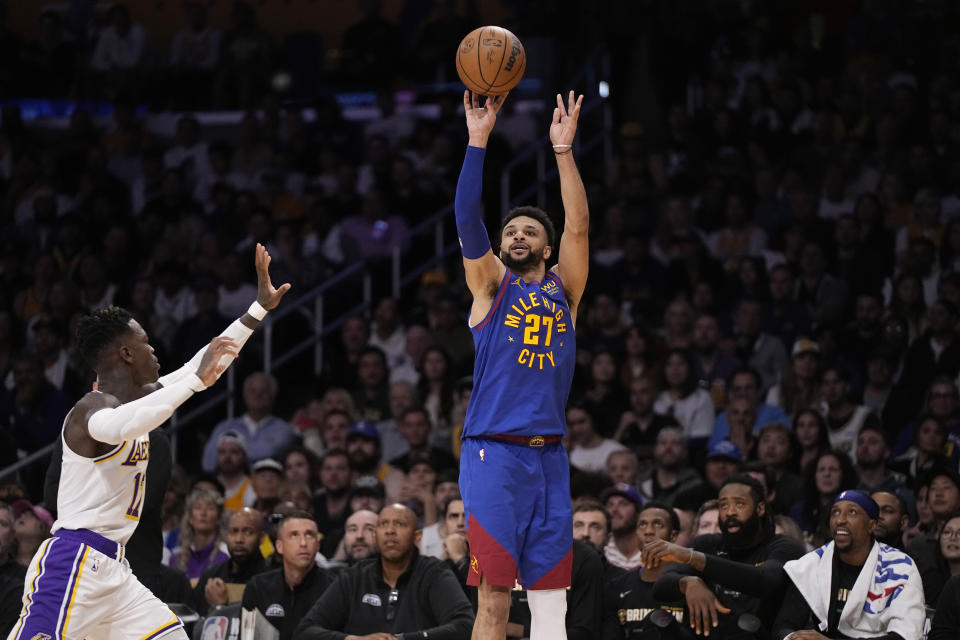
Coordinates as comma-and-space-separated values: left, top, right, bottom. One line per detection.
457, 51, 485, 94
486, 28, 509, 93
475, 28, 490, 92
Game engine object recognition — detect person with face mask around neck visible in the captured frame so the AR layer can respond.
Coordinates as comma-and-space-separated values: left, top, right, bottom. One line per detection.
647, 474, 806, 639
773, 490, 925, 640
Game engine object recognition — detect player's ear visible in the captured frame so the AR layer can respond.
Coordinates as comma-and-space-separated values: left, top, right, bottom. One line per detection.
119, 344, 134, 364
543, 245, 552, 260
414, 529, 423, 546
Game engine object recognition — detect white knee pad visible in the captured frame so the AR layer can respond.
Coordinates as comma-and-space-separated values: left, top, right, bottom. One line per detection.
527, 588, 567, 640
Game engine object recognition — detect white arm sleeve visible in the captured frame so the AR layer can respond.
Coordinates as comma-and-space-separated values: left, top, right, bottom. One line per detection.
156, 318, 255, 387
88, 374, 207, 445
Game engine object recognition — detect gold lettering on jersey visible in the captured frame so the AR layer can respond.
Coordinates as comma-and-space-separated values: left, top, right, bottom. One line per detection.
503, 287, 567, 369
618, 608, 684, 624
517, 349, 556, 370
121, 439, 150, 466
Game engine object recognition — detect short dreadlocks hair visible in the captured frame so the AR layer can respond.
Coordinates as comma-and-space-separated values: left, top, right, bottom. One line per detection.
76, 306, 134, 370
499, 206, 556, 249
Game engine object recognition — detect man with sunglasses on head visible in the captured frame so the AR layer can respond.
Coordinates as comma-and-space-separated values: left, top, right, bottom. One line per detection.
296, 503, 474, 639
241, 511, 335, 640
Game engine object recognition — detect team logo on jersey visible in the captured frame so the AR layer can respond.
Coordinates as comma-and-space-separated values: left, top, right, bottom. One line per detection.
265, 604, 285, 617
470, 554, 480, 575
511, 277, 524, 288
121, 439, 150, 466
529, 436, 545, 447
479, 448, 485, 462
31, 634, 51, 640
90, 557, 100, 573
362, 593, 382, 607
541, 280, 559, 296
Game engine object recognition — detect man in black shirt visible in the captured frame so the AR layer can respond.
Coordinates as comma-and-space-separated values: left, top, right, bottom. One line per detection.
242, 511, 335, 640
603, 501, 686, 639
773, 490, 924, 640
650, 474, 805, 638
194, 507, 269, 614
871, 491, 909, 551
295, 503, 474, 639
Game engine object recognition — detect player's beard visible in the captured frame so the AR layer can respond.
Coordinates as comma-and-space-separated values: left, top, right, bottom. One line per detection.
719, 511, 762, 550
501, 245, 545, 272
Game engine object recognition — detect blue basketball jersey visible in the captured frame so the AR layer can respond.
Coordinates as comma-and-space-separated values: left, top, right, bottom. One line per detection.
463, 269, 576, 438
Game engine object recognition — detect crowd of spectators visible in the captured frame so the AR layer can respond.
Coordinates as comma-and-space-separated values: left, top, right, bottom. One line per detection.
4, 0, 960, 638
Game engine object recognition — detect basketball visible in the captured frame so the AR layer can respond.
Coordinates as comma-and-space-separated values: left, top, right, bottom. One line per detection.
455, 26, 526, 96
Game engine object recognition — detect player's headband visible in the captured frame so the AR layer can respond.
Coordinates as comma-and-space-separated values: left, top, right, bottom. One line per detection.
833, 490, 879, 520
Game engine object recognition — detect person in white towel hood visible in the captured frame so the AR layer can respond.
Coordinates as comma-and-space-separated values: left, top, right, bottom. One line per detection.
773, 489, 925, 640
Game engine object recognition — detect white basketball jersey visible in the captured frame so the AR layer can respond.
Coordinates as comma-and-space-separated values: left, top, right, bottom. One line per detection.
53, 418, 150, 545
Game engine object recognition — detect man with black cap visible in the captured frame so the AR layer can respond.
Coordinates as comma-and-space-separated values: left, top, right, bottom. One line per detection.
349, 475, 386, 516
648, 474, 805, 638
602, 483, 645, 570
773, 490, 925, 639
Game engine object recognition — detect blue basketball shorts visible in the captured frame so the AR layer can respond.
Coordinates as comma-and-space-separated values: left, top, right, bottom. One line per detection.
459, 437, 573, 589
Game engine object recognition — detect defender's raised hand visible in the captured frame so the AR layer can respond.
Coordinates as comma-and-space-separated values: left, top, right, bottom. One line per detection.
464, 90, 508, 147
255, 243, 292, 311
549, 90, 584, 148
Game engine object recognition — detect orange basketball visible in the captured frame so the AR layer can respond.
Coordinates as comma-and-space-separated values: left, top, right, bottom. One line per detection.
455, 26, 526, 96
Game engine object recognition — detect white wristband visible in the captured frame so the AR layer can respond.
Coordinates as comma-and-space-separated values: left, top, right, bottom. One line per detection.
552, 144, 572, 149
247, 301, 267, 321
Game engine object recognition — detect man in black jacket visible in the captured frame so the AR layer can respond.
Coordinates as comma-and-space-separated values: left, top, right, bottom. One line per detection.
647, 474, 805, 639
295, 503, 475, 639
194, 507, 270, 614
241, 511, 336, 640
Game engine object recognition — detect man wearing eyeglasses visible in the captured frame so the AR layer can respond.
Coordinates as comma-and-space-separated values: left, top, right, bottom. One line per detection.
241, 511, 336, 640
296, 503, 475, 639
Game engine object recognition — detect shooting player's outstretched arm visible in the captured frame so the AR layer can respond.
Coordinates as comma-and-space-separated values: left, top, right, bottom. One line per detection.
456, 90, 507, 325
550, 91, 588, 325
